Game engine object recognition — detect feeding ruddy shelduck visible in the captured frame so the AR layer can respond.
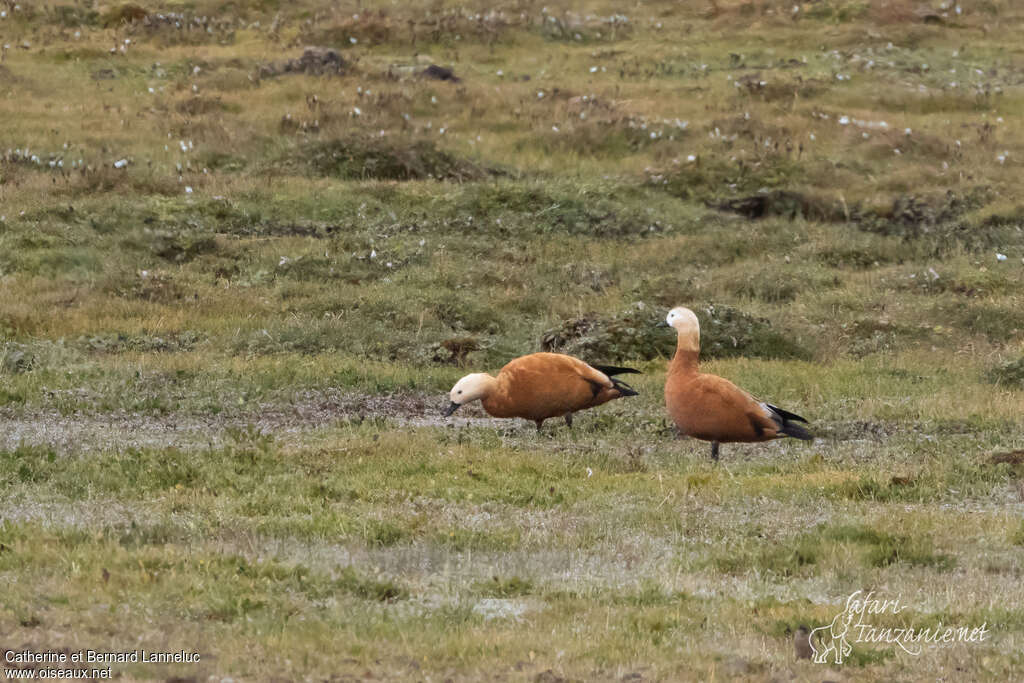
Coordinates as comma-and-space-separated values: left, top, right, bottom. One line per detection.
442, 352, 639, 431
661, 307, 812, 460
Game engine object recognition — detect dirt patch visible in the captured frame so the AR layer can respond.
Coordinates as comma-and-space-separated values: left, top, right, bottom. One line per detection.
254, 223, 342, 237
259, 47, 350, 79
0, 390, 504, 455
989, 450, 1024, 466
816, 420, 900, 442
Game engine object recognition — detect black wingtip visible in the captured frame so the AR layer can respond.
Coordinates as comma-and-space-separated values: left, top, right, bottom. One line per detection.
766, 403, 809, 424
591, 364, 642, 377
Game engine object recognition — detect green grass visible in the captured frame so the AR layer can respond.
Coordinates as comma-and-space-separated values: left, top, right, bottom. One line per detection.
2, 0, 1024, 680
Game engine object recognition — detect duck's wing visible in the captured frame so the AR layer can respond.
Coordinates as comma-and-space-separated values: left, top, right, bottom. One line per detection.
764, 403, 809, 424
563, 355, 639, 402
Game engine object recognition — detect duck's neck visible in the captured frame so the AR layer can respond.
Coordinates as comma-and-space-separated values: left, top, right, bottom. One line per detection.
478, 374, 510, 414
669, 331, 700, 376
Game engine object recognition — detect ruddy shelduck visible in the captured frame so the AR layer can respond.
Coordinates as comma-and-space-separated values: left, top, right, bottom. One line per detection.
661, 307, 812, 460
443, 352, 639, 431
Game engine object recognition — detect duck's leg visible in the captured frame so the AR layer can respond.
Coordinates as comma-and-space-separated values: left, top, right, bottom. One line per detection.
564, 412, 574, 429
535, 419, 544, 433
710, 441, 720, 461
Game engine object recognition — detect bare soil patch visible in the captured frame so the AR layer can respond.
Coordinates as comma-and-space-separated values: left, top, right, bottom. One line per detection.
0, 391, 505, 455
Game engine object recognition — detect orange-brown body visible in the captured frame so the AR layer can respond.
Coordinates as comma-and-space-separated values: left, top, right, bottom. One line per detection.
445, 352, 638, 430
662, 307, 811, 459
665, 349, 781, 443
483, 353, 623, 422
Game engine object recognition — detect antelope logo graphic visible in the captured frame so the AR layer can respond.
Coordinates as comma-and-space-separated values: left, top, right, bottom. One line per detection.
806, 590, 990, 665
808, 600, 857, 664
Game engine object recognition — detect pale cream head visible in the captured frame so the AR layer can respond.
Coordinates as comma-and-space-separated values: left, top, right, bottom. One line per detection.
448, 373, 493, 405
666, 307, 700, 336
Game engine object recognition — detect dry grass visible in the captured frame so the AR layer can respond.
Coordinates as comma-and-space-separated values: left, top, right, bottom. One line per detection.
1, 0, 1024, 680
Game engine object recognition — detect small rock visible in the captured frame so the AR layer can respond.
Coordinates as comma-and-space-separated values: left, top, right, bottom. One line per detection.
421, 64, 460, 82
472, 598, 529, 622
261, 47, 348, 78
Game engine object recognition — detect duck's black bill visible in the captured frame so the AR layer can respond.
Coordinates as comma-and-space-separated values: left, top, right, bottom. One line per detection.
655, 321, 671, 328
442, 401, 461, 417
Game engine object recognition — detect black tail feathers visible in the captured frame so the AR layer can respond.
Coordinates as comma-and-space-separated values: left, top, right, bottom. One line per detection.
766, 403, 813, 440
781, 421, 813, 441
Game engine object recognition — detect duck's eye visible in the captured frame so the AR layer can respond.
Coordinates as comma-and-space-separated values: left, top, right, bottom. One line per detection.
457, 390, 463, 394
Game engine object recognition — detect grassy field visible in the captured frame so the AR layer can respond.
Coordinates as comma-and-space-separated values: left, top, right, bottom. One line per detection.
1, 0, 1023, 680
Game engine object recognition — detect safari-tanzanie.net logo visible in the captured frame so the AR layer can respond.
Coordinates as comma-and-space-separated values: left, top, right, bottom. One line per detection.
806, 590, 990, 665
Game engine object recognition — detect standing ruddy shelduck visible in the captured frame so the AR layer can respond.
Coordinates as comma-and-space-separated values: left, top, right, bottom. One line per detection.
442, 352, 639, 431
661, 307, 812, 460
